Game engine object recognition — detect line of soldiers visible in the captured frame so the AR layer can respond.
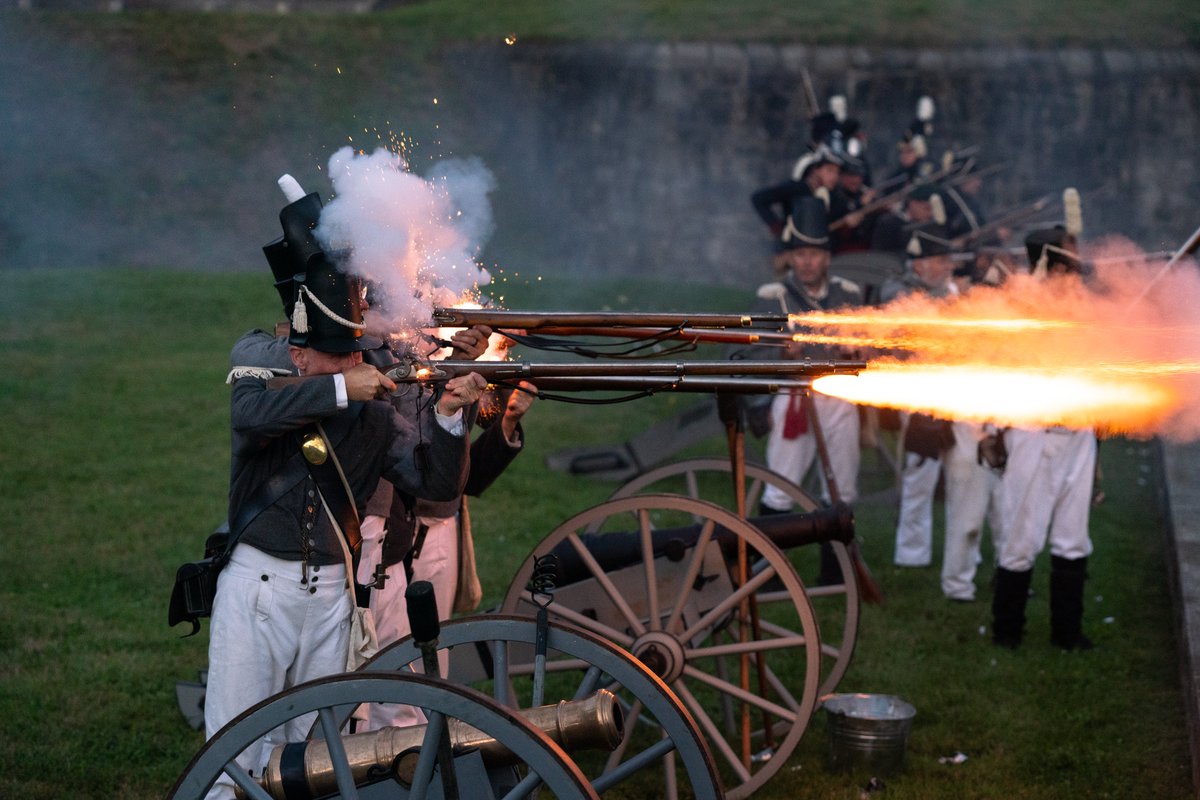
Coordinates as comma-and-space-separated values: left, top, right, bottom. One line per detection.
746, 95, 1097, 653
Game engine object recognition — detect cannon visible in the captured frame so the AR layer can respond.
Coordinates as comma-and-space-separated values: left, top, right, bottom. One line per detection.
169, 673, 602, 800
500, 494, 827, 800
169, 614, 724, 800
246, 690, 623, 800
543, 502, 854, 588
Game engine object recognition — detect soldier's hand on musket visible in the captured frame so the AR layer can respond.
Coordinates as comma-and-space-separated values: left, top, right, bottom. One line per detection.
449, 325, 493, 360
436, 372, 488, 415
502, 380, 536, 443
344, 362, 397, 401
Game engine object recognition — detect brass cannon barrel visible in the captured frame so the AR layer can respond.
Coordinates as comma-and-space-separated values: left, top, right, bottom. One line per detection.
246, 690, 623, 800
547, 503, 856, 588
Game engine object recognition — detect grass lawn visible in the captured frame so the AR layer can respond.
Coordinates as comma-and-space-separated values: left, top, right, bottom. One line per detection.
0, 268, 1191, 799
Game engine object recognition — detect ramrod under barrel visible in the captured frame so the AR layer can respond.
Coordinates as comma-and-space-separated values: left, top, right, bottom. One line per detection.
547, 503, 855, 587
246, 690, 623, 800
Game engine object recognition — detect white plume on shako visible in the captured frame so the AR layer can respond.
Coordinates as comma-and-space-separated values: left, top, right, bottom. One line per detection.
312, 146, 497, 334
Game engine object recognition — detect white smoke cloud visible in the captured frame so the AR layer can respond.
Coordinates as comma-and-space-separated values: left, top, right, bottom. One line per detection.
313, 146, 495, 333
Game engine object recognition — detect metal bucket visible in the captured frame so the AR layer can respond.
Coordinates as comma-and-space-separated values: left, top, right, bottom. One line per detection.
822, 693, 916, 775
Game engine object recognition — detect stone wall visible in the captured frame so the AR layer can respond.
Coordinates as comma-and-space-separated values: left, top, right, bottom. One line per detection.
448, 43, 1200, 285
2, 18, 1197, 282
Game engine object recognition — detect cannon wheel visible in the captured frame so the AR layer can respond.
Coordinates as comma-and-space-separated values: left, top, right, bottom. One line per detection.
167, 673, 599, 800
354, 615, 723, 800
609, 457, 860, 696
500, 494, 822, 800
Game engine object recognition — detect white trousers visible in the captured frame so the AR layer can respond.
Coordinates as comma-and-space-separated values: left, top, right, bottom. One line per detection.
941, 422, 1003, 599
893, 451, 941, 566
762, 393, 860, 510
894, 421, 1002, 596
997, 428, 1096, 572
204, 545, 351, 800
355, 514, 459, 730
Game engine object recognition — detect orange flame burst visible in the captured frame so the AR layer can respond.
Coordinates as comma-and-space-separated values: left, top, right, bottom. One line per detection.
795, 246, 1200, 440
814, 362, 1175, 432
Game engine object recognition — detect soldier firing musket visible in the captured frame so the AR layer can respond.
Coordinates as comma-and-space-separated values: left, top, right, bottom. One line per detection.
949, 191, 1058, 250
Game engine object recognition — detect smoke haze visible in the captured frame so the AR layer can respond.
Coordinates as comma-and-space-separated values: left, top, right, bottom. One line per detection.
314, 147, 496, 333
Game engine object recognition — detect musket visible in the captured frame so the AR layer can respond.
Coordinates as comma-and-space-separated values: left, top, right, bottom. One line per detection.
949, 193, 1057, 250
828, 160, 966, 232
1126, 222, 1200, 308
431, 308, 789, 331
265, 358, 868, 398
383, 358, 866, 383
510, 325, 800, 348
384, 359, 866, 398
942, 161, 1006, 189
867, 144, 982, 196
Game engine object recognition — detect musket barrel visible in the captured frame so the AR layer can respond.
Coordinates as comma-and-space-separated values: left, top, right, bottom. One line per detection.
387, 359, 866, 382
525, 325, 798, 346
431, 308, 789, 330
516, 375, 818, 394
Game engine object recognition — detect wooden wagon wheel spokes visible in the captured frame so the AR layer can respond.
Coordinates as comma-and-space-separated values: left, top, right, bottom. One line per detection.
502, 494, 822, 800
357, 615, 724, 800
609, 457, 860, 696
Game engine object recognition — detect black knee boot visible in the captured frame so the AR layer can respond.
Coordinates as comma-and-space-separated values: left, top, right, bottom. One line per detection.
1050, 555, 1094, 651
992, 567, 1032, 649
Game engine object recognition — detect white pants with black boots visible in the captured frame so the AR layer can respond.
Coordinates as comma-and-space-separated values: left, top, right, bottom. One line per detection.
993, 427, 1096, 648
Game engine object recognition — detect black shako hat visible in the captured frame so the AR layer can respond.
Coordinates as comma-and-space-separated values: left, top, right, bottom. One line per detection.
1025, 226, 1081, 275
263, 191, 381, 354
780, 196, 831, 252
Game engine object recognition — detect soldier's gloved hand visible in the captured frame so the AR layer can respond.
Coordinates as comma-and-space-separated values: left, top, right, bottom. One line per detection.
344, 362, 397, 401
448, 325, 493, 360
436, 372, 488, 416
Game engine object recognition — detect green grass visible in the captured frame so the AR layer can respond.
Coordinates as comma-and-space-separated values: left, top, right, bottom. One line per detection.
0, 268, 1190, 798
19, 1, 1200, 48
